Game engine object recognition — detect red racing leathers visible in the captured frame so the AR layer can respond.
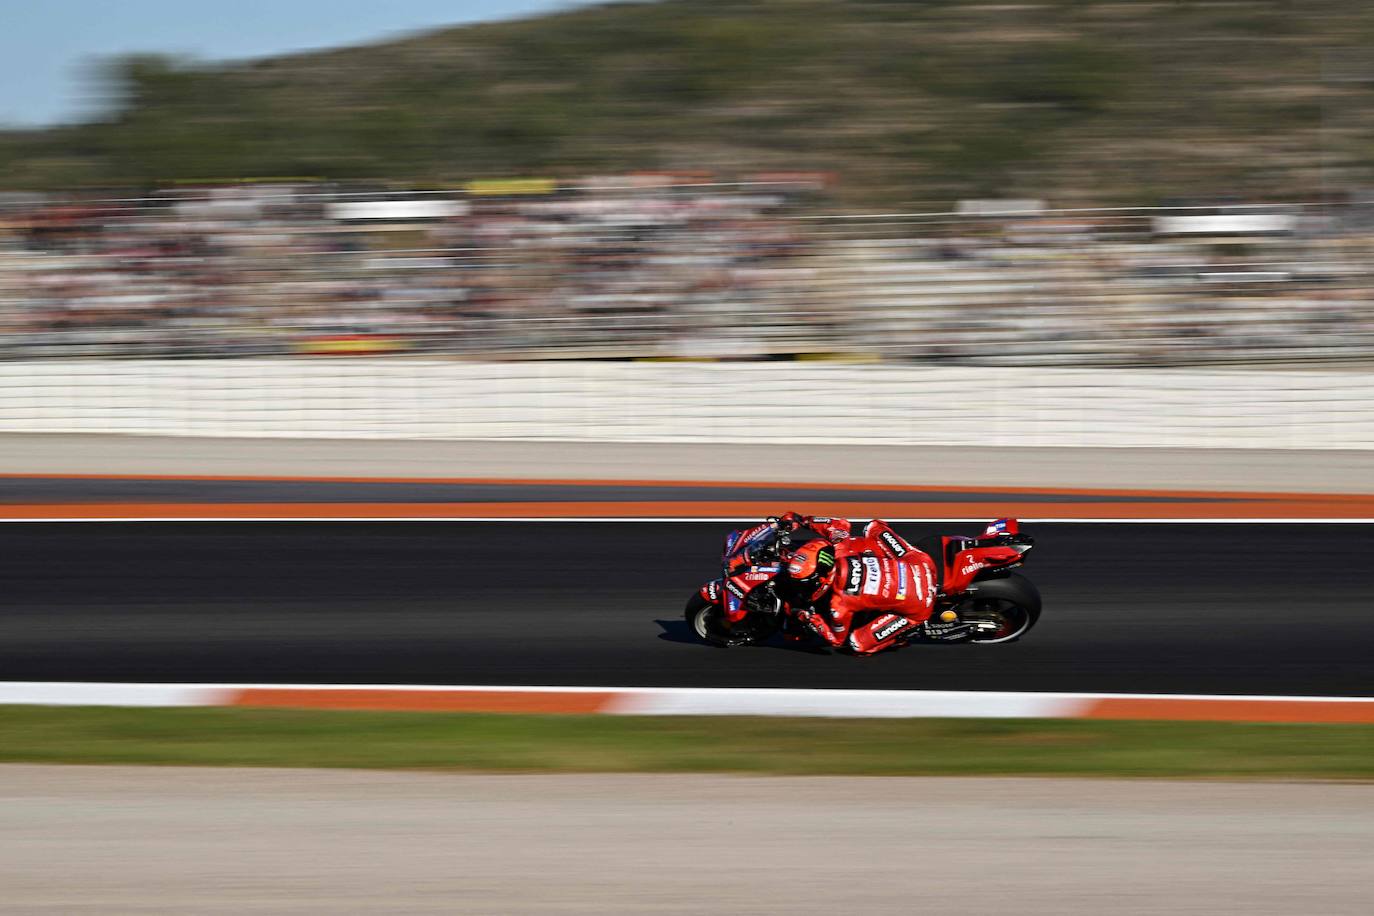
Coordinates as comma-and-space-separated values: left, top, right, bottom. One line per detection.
785, 516, 938, 655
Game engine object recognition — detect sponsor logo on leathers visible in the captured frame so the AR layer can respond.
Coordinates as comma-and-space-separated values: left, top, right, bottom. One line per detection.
861, 556, 882, 596
879, 530, 908, 557
845, 560, 863, 594
874, 617, 910, 641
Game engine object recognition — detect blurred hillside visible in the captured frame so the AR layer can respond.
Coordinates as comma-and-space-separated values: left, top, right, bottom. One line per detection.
2, 0, 1373, 206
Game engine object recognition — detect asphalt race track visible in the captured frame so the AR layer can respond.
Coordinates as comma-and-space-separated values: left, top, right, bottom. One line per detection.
1, 522, 1370, 696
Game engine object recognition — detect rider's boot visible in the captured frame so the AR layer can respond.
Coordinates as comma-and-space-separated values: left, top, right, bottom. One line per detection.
845, 613, 919, 655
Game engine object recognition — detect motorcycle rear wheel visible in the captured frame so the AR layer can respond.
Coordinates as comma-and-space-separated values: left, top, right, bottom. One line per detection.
957, 574, 1042, 644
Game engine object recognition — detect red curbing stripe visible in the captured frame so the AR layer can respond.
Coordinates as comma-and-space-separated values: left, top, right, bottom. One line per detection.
226, 688, 1374, 722
0, 683, 1370, 722
1081, 697, 1374, 724
231, 687, 621, 714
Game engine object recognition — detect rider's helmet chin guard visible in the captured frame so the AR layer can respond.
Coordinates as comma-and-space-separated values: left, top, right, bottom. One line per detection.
783, 540, 836, 604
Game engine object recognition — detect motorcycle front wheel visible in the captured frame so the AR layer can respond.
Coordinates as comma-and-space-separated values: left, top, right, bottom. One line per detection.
684, 593, 780, 647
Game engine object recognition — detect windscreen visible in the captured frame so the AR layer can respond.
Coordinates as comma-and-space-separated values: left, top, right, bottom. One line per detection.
723, 524, 782, 568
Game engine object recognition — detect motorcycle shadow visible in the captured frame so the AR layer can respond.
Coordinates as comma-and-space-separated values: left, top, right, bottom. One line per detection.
652, 619, 831, 655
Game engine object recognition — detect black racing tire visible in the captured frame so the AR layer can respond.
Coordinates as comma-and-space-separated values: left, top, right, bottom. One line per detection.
685, 592, 737, 647
684, 593, 780, 648
959, 573, 1042, 644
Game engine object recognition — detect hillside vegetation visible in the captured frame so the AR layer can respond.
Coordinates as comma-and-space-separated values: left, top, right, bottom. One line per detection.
4, 0, 1374, 206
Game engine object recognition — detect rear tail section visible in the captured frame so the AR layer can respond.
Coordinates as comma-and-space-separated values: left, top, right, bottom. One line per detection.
981, 518, 1019, 539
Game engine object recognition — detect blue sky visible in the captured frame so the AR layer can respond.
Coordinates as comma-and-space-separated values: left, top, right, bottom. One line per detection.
2, 1, 593, 127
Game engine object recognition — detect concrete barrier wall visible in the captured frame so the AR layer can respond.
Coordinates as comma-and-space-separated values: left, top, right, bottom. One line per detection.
3, 360, 1372, 448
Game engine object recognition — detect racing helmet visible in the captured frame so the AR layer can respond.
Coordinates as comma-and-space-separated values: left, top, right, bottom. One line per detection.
782, 539, 837, 602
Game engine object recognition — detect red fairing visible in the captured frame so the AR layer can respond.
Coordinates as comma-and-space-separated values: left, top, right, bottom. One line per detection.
941, 544, 1024, 593
698, 579, 724, 606
726, 523, 778, 578
723, 575, 754, 622
716, 522, 796, 623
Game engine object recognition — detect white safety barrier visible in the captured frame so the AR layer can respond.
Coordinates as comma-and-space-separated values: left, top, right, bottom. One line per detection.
2, 682, 1372, 723
2, 360, 1374, 448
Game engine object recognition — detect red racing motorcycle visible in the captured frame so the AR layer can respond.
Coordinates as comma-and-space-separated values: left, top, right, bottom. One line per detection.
684, 518, 1041, 650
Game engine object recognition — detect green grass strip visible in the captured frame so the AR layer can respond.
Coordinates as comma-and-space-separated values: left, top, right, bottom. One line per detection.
1, 706, 1371, 779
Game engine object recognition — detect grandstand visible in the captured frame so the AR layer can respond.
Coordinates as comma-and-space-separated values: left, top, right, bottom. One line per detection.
2, 182, 1372, 366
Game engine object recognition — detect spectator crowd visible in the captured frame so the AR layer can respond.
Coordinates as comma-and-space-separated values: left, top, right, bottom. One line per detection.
2, 178, 1372, 366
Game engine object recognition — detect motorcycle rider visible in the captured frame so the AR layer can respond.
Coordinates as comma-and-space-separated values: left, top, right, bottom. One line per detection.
771, 512, 944, 655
